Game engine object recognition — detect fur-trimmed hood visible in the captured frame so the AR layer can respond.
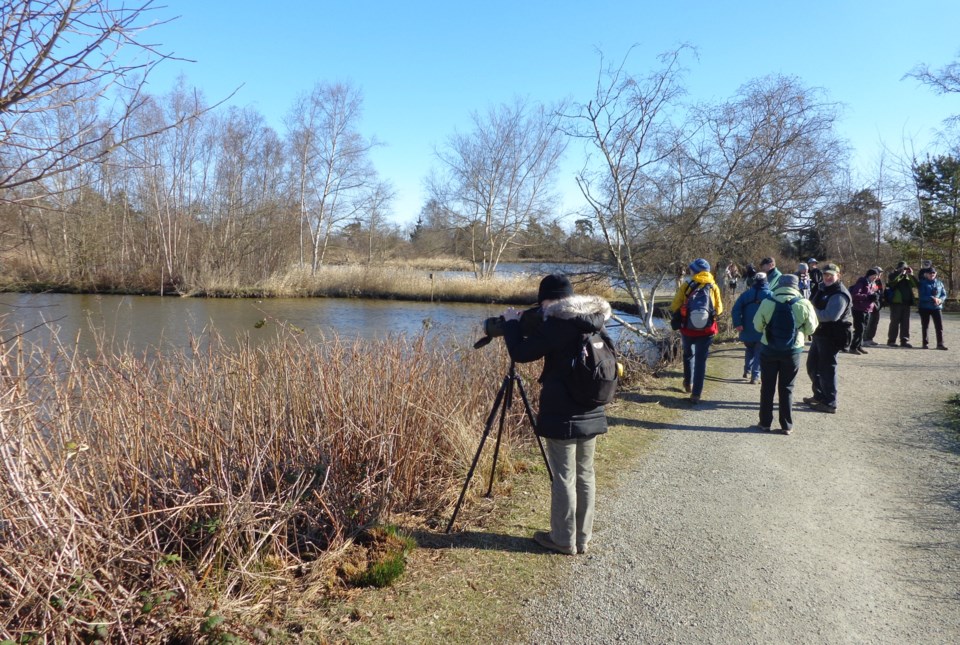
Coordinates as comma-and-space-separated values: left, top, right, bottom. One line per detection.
541, 295, 612, 333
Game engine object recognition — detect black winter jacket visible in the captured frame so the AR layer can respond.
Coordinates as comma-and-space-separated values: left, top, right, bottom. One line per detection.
503, 295, 611, 440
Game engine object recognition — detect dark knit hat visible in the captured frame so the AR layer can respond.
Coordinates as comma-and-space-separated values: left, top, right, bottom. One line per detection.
760, 257, 775, 267
778, 274, 799, 289
866, 268, 879, 278
896, 260, 907, 269
753, 271, 768, 285
689, 258, 711, 273
537, 273, 573, 303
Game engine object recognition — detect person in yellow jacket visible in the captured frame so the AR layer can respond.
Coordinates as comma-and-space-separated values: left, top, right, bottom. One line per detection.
670, 258, 724, 403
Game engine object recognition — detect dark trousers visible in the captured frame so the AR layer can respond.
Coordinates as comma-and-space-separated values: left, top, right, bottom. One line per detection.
919, 309, 944, 347
681, 334, 713, 397
806, 335, 839, 408
865, 305, 881, 341
887, 303, 912, 344
759, 351, 801, 430
851, 310, 870, 351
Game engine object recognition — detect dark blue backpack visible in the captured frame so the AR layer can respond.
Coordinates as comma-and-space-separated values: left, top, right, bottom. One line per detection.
764, 297, 800, 354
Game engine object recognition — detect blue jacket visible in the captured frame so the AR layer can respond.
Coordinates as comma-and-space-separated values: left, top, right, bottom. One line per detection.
918, 277, 947, 311
732, 282, 772, 342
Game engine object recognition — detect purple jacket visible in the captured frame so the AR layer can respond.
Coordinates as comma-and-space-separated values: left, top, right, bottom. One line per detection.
850, 276, 878, 313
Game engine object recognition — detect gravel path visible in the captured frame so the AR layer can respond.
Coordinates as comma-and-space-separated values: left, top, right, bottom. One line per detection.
526, 312, 960, 644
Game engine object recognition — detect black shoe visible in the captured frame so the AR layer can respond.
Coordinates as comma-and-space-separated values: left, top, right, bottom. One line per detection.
937, 345, 949, 350
900, 342, 913, 348
923, 343, 929, 349
802, 396, 821, 406
856, 348, 868, 354
811, 402, 837, 414
887, 342, 897, 347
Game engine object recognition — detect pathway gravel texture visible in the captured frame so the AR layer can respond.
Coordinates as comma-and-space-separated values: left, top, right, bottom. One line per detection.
525, 312, 960, 644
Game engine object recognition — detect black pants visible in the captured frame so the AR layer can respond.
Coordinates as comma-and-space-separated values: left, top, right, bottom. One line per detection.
919, 309, 944, 347
759, 351, 801, 430
865, 305, 881, 341
851, 310, 870, 351
807, 336, 840, 408
887, 303, 911, 344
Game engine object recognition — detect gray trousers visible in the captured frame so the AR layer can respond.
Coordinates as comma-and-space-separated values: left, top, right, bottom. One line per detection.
544, 436, 597, 551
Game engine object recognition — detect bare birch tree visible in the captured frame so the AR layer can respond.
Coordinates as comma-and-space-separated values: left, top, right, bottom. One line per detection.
429, 98, 566, 278
285, 82, 377, 273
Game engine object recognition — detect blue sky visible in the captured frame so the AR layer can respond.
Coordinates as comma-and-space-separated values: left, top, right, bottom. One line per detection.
146, 1, 960, 225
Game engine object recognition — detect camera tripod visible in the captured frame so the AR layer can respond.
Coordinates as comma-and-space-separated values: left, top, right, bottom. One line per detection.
445, 360, 552, 533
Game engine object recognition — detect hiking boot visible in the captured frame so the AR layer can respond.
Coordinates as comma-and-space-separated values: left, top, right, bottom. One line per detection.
690, 395, 701, 404
900, 342, 913, 348
533, 531, 575, 555
749, 376, 757, 384
781, 427, 793, 435
923, 343, 929, 349
864, 340, 878, 346
742, 371, 748, 379
887, 342, 897, 347
755, 424, 771, 432
856, 348, 868, 354
811, 402, 837, 414
802, 396, 821, 406
682, 382, 692, 393
937, 345, 949, 350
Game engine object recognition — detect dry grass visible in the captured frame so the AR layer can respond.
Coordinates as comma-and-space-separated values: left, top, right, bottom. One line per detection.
0, 329, 538, 642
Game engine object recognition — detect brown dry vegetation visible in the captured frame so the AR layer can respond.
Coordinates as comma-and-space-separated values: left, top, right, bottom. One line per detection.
0, 328, 543, 642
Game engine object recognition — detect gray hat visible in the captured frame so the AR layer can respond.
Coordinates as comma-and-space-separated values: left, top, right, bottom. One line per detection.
798, 262, 809, 272
778, 274, 799, 289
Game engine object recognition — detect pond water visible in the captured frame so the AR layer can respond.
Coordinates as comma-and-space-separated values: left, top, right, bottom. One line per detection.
0, 292, 655, 357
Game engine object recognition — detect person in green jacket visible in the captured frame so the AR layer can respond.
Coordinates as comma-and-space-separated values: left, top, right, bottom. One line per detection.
752, 273, 818, 434
886, 261, 919, 347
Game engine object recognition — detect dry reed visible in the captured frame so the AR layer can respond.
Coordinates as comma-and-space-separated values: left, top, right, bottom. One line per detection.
0, 329, 535, 642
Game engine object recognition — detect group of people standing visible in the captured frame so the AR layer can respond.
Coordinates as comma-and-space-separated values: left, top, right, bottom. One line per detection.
674, 256, 950, 435
497, 264, 948, 556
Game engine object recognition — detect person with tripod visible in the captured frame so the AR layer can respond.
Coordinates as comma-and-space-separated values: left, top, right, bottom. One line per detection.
503, 274, 611, 555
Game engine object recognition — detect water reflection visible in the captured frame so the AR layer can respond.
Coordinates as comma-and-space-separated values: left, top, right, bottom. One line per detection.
0, 292, 653, 357
0, 293, 504, 355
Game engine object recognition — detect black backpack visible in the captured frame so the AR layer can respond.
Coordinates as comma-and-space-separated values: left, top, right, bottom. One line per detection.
764, 297, 800, 354
564, 331, 619, 407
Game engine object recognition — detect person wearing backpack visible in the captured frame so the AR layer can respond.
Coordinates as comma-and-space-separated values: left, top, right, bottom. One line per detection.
502, 273, 612, 556
804, 263, 852, 414
670, 258, 724, 404
732, 271, 772, 384
752, 273, 818, 434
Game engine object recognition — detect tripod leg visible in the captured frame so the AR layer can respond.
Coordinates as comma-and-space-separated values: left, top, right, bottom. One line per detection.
514, 375, 553, 481
445, 375, 509, 534
484, 376, 513, 497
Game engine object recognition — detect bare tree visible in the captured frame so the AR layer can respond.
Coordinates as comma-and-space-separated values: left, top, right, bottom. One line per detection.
568, 47, 692, 335
0, 1, 196, 197
429, 98, 566, 279
285, 82, 378, 273
571, 47, 844, 337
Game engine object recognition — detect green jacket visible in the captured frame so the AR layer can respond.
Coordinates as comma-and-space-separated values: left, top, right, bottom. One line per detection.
753, 286, 819, 353
887, 271, 918, 305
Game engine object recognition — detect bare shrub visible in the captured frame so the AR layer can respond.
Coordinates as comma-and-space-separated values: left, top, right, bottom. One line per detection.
0, 329, 531, 641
